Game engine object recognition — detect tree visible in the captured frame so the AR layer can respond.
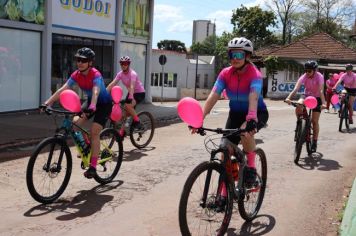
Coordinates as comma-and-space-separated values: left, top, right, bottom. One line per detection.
190, 35, 217, 55
157, 40, 187, 53
231, 5, 278, 49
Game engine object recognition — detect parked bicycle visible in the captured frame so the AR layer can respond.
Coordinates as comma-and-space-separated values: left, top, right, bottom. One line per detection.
26, 106, 123, 204
108, 101, 155, 149
178, 126, 267, 236
285, 101, 314, 164
333, 89, 356, 132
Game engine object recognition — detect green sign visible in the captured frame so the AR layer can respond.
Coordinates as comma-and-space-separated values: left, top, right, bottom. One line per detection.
121, 0, 150, 39
0, 0, 45, 24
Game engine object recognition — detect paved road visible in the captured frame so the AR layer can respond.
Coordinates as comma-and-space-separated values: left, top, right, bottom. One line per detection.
0, 99, 355, 236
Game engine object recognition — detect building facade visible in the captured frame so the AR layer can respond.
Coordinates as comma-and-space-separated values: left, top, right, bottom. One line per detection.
0, 0, 154, 112
192, 20, 215, 44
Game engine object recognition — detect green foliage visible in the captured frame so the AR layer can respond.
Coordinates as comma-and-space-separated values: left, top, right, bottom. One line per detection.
190, 35, 217, 55
264, 56, 302, 75
157, 40, 187, 53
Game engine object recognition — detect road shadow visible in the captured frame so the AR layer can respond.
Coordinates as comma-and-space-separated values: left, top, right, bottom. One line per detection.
226, 214, 276, 235
123, 146, 156, 161
23, 180, 123, 220
339, 127, 356, 133
298, 152, 343, 171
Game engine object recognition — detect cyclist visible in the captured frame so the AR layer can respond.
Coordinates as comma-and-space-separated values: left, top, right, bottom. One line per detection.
285, 60, 326, 152
42, 47, 112, 179
325, 73, 338, 113
192, 37, 269, 189
107, 56, 146, 137
332, 63, 356, 124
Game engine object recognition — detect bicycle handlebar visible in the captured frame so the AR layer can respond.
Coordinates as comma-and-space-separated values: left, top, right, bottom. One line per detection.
284, 100, 305, 108
189, 126, 247, 137
41, 106, 82, 116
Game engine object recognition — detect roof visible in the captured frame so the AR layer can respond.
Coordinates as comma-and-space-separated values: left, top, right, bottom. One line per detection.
152, 49, 187, 56
255, 32, 356, 63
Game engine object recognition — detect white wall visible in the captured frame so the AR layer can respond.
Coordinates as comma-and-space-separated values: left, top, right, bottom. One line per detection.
267, 70, 304, 99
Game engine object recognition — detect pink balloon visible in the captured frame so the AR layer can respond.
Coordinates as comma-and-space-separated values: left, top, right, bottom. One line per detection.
332, 73, 339, 81
111, 86, 123, 103
177, 97, 203, 128
304, 96, 317, 109
331, 94, 339, 105
59, 90, 81, 112
110, 103, 122, 121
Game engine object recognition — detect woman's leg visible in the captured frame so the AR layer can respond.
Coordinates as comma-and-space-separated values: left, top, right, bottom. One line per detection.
348, 96, 355, 123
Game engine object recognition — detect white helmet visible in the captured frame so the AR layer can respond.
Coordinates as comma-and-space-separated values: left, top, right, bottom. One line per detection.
228, 37, 253, 53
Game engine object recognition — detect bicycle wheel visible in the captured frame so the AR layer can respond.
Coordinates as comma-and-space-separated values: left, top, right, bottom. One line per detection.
26, 137, 72, 204
94, 128, 123, 184
238, 148, 267, 222
294, 119, 306, 164
339, 102, 349, 132
129, 111, 155, 149
305, 122, 312, 155
179, 161, 233, 236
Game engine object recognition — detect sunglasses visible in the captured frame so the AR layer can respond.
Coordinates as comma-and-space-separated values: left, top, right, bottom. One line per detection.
120, 62, 130, 66
76, 58, 89, 63
229, 51, 245, 60
305, 69, 313, 73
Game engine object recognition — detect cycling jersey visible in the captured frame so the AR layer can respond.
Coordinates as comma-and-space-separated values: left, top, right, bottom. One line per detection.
67, 67, 112, 104
339, 72, 356, 89
114, 69, 145, 93
212, 63, 267, 112
326, 79, 336, 93
298, 71, 324, 97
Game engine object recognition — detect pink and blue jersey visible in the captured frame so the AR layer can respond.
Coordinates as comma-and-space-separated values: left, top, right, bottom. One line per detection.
67, 67, 112, 104
212, 63, 267, 113
114, 69, 145, 93
297, 71, 324, 97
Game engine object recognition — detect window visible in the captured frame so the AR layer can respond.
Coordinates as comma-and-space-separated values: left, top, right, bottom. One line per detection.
285, 65, 302, 82
150, 72, 177, 88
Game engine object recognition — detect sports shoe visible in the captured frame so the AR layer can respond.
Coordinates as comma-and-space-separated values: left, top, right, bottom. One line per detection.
215, 196, 226, 213
84, 166, 96, 179
132, 120, 144, 130
244, 167, 257, 189
311, 140, 317, 153
349, 118, 353, 124
324, 109, 329, 113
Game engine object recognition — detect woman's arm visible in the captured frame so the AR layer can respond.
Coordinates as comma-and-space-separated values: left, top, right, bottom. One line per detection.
45, 83, 70, 106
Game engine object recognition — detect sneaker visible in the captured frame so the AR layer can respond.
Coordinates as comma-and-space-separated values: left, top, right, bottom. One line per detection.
333, 108, 337, 114
244, 167, 257, 189
324, 109, 329, 113
349, 118, 353, 124
215, 196, 226, 213
84, 166, 96, 179
311, 140, 317, 153
132, 120, 144, 130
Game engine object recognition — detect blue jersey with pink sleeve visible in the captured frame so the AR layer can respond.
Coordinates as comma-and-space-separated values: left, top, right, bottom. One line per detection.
212, 63, 267, 112
67, 67, 112, 104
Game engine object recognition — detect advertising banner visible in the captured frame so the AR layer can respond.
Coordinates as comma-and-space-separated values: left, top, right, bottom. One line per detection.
0, 0, 45, 24
52, 0, 116, 35
121, 0, 150, 39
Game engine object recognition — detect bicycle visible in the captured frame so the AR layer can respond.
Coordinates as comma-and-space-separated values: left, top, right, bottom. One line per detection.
285, 101, 313, 164
26, 107, 123, 204
334, 89, 356, 132
108, 101, 155, 149
178, 127, 267, 236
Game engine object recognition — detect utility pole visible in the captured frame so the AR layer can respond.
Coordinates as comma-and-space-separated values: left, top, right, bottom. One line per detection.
194, 54, 198, 99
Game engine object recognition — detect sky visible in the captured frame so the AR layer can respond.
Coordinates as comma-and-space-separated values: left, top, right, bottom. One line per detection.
152, 0, 264, 49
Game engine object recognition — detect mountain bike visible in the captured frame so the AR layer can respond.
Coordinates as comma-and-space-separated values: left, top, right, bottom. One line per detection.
178, 127, 267, 236
285, 101, 313, 164
108, 101, 155, 149
335, 89, 356, 132
26, 107, 123, 204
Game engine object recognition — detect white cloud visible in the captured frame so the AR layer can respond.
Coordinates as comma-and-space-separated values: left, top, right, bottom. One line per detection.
207, 10, 234, 35
167, 21, 193, 33
154, 4, 184, 21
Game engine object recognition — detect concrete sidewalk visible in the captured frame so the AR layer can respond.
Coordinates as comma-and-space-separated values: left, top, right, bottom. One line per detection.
340, 178, 356, 236
0, 102, 180, 160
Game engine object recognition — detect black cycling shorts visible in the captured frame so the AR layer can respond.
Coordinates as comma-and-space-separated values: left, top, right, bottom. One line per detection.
224, 109, 269, 145
125, 92, 146, 104
82, 102, 112, 128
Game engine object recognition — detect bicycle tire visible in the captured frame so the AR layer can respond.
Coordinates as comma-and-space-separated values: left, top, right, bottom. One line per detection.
94, 128, 123, 184
26, 137, 72, 204
294, 119, 306, 164
238, 148, 267, 221
339, 102, 349, 132
179, 161, 233, 236
305, 121, 312, 155
129, 111, 155, 149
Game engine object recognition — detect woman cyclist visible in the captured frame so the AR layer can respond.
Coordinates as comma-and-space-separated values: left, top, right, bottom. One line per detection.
43, 47, 113, 178
285, 60, 326, 152
107, 56, 146, 137
332, 64, 356, 124
193, 37, 269, 189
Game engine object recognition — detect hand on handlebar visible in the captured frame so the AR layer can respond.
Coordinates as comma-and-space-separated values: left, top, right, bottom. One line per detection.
189, 126, 205, 136
284, 98, 291, 105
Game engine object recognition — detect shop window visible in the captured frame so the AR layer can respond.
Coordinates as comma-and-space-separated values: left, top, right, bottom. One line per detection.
151, 72, 177, 88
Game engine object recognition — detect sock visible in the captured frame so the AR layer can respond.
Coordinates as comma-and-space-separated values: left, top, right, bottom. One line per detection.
90, 156, 98, 168
246, 151, 256, 168
133, 115, 139, 122
219, 182, 227, 197
119, 128, 125, 136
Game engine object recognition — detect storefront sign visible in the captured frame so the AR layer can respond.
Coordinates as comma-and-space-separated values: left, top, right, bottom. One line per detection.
121, 0, 150, 39
53, 0, 116, 35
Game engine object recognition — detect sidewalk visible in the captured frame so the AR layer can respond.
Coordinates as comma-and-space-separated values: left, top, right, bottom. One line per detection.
0, 102, 180, 160
340, 178, 356, 236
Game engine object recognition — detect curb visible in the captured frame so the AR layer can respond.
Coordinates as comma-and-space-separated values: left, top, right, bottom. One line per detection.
340, 178, 356, 236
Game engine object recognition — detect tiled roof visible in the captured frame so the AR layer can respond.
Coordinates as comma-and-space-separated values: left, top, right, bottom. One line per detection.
255, 32, 356, 62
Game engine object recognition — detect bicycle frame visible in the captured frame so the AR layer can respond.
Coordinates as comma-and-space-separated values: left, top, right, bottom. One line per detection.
298, 105, 312, 143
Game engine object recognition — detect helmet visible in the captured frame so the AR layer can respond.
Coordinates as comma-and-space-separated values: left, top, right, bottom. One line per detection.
304, 60, 318, 70
346, 63, 353, 70
119, 56, 131, 63
228, 37, 253, 53
75, 47, 95, 61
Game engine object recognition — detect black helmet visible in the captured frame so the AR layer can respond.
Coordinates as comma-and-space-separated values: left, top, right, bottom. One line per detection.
346, 63, 353, 70
75, 47, 95, 61
304, 60, 318, 70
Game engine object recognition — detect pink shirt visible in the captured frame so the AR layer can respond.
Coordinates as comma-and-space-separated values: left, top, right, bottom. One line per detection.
114, 69, 145, 93
298, 71, 324, 97
326, 79, 336, 93
339, 72, 356, 89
